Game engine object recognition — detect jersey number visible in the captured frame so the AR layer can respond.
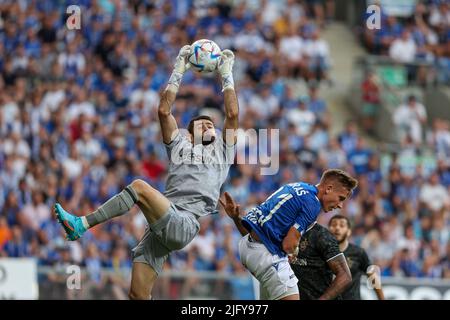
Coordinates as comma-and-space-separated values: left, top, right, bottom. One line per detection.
260, 193, 293, 226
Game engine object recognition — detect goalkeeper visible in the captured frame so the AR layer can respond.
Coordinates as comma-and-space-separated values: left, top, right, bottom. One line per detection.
54, 46, 239, 300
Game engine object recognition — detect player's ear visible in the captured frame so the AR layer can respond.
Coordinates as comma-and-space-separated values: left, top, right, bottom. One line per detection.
347, 229, 352, 238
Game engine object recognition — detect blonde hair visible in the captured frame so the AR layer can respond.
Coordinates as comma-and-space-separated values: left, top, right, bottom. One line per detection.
320, 169, 358, 191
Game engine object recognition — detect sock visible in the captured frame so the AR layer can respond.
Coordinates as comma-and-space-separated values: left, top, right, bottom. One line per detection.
81, 216, 89, 229
85, 185, 138, 228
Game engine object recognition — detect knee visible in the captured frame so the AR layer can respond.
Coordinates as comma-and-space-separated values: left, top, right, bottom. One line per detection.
130, 179, 150, 197
131, 179, 147, 190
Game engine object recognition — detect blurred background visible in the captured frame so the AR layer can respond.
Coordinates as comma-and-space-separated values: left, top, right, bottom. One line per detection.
0, 0, 449, 300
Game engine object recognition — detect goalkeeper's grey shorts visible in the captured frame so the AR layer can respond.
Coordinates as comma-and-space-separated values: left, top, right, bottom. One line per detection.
131, 202, 200, 275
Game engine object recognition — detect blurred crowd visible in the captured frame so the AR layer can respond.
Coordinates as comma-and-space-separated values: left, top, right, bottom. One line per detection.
360, 0, 450, 86
0, 0, 449, 299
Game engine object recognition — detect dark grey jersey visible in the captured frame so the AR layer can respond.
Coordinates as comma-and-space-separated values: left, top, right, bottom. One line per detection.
163, 131, 235, 218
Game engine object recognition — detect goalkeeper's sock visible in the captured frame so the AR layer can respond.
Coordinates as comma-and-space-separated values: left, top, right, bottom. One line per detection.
165, 71, 184, 94
84, 185, 138, 228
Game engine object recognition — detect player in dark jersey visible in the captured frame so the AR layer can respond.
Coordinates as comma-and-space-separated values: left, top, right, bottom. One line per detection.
220, 169, 358, 300
290, 221, 352, 300
329, 215, 385, 300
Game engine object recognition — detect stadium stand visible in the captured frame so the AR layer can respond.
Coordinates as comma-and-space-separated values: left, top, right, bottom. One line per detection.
0, 0, 449, 299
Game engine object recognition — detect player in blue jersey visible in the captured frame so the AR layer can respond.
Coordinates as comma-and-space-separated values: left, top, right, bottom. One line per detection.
219, 169, 358, 300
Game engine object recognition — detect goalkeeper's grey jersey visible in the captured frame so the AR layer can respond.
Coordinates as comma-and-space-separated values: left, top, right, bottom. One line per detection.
163, 131, 235, 218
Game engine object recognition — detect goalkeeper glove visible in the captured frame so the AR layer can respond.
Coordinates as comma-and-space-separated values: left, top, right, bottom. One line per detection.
218, 49, 235, 92
166, 45, 191, 93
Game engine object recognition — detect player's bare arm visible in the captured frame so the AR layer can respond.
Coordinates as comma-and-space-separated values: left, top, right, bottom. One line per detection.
318, 254, 352, 300
219, 191, 248, 236
218, 49, 239, 145
222, 87, 239, 145
282, 226, 301, 256
159, 45, 191, 144
158, 90, 179, 144
367, 267, 385, 300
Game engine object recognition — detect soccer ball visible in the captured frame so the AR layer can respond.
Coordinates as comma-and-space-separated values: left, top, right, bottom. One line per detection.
188, 39, 222, 73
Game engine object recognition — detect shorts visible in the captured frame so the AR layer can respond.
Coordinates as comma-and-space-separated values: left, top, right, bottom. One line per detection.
131, 203, 200, 275
238, 234, 298, 300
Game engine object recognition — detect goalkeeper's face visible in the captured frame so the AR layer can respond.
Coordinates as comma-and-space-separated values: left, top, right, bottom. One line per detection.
191, 119, 216, 146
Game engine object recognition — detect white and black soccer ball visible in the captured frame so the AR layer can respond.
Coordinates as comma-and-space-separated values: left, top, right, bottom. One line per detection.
188, 39, 222, 73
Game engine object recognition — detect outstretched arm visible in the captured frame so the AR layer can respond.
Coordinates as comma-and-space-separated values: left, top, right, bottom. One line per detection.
222, 88, 239, 145
219, 192, 248, 236
319, 254, 352, 300
158, 90, 178, 144
159, 45, 191, 144
218, 50, 238, 146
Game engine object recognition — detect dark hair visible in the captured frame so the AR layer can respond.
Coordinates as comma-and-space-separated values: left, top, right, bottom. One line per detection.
187, 115, 214, 135
320, 169, 358, 191
407, 94, 416, 102
328, 214, 352, 229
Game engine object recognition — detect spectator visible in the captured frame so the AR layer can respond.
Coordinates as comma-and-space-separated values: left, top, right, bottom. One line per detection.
0, 217, 12, 249
303, 29, 331, 82
428, 2, 450, 30
279, 24, 305, 78
397, 223, 421, 261
20, 190, 51, 232
234, 21, 265, 54
319, 137, 347, 169
389, 29, 417, 63
377, 16, 404, 55
382, 251, 405, 277
247, 85, 279, 119
307, 83, 329, 126
57, 41, 86, 78
190, 218, 216, 271
427, 118, 450, 161
398, 248, 421, 277
419, 173, 450, 214
66, 87, 96, 122
392, 95, 427, 145
286, 97, 316, 136
62, 146, 84, 180
347, 137, 373, 176
3, 226, 30, 257
360, 70, 381, 134
338, 120, 359, 154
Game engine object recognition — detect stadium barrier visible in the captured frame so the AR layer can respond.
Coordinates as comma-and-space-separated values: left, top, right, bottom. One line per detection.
1, 259, 450, 300
361, 276, 450, 300
0, 258, 39, 299
34, 264, 255, 300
